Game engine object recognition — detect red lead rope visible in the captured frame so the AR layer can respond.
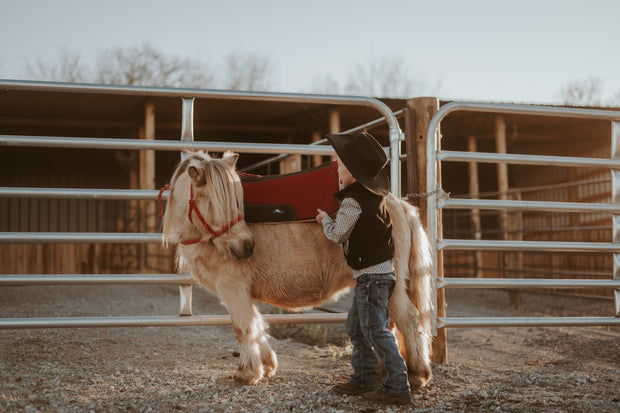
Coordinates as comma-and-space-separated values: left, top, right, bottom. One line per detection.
158, 183, 243, 245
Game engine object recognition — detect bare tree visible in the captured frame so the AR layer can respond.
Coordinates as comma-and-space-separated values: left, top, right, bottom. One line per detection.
23, 48, 88, 82
310, 54, 439, 98
221, 52, 274, 91
559, 77, 604, 106
309, 74, 342, 95
608, 90, 620, 107
94, 43, 216, 88
18, 44, 275, 91
344, 54, 439, 98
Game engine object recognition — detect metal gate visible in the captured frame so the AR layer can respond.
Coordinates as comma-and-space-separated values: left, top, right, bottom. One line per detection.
0, 80, 402, 329
426, 102, 620, 334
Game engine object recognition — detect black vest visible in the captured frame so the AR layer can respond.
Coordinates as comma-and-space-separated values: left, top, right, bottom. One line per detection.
334, 182, 394, 270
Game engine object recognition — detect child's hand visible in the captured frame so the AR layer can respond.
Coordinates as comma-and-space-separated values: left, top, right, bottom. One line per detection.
315, 209, 327, 224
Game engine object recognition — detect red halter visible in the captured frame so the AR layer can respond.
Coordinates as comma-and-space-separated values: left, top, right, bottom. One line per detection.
158, 184, 244, 245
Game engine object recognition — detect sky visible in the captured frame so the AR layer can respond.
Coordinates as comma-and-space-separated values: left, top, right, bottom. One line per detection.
1, 0, 619, 105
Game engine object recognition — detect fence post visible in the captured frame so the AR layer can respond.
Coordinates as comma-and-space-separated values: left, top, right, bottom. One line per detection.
467, 135, 483, 278
405, 97, 446, 363
612, 121, 620, 317
178, 98, 195, 316
329, 109, 340, 163
140, 100, 157, 272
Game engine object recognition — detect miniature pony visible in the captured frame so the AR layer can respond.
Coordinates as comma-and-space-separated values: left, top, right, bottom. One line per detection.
162, 151, 434, 387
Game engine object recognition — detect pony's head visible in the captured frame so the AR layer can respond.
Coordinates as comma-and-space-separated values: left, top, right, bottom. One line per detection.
162, 151, 255, 260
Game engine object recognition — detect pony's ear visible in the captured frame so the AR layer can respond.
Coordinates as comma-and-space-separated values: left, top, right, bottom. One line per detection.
222, 151, 239, 168
187, 166, 206, 186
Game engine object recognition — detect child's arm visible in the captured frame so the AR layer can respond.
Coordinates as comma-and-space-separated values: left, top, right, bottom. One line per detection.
316, 198, 361, 244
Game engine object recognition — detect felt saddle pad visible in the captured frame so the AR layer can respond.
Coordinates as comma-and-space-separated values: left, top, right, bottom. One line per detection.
240, 161, 339, 223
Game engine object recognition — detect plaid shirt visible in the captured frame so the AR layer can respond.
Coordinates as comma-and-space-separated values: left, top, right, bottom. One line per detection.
321, 197, 395, 279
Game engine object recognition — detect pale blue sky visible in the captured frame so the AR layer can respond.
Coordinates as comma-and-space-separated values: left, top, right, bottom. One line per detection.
1, 0, 619, 104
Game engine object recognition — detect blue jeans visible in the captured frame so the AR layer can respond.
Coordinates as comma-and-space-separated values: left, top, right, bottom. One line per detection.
346, 273, 410, 396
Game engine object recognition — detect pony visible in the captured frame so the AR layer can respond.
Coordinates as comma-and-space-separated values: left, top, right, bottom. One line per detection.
162, 151, 434, 388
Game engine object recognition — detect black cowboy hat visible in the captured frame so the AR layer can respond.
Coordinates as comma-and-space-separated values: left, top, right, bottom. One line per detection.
325, 132, 390, 196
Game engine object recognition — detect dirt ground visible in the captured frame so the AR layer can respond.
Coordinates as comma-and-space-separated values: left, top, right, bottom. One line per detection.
1, 282, 618, 412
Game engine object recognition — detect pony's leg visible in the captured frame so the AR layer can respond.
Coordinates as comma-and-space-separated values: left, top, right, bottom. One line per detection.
256, 314, 278, 378
216, 283, 277, 385
388, 284, 433, 389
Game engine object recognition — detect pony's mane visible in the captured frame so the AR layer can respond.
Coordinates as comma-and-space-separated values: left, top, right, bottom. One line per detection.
172, 151, 244, 226
203, 153, 245, 225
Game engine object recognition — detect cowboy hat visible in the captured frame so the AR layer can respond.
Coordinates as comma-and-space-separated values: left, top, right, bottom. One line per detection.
325, 132, 390, 196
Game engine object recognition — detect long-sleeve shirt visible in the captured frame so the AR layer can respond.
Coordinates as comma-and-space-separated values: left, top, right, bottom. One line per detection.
321, 196, 395, 279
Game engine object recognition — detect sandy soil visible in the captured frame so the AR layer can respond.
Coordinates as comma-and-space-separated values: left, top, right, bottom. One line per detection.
1, 283, 618, 412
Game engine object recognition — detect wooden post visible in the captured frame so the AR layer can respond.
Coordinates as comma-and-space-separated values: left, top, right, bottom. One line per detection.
329, 109, 340, 162
140, 101, 156, 271
280, 134, 302, 173
495, 116, 524, 310
128, 147, 139, 272
468, 136, 483, 278
280, 152, 302, 173
329, 109, 341, 134
311, 131, 323, 167
405, 97, 446, 363
496, 116, 509, 233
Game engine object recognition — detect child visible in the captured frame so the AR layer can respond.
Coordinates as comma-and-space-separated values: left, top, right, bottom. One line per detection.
315, 132, 412, 405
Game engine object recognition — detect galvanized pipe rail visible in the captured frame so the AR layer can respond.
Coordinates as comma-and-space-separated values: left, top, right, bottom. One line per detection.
0, 232, 162, 243
439, 278, 620, 289
440, 239, 620, 253
438, 150, 620, 169
0, 80, 403, 329
0, 135, 337, 156
426, 102, 620, 332
440, 198, 620, 214
0, 274, 196, 285
438, 317, 619, 328
0, 187, 168, 200
0, 313, 348, 329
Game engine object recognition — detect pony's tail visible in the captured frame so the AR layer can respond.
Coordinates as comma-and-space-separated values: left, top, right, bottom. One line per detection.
386, 194, 434, 349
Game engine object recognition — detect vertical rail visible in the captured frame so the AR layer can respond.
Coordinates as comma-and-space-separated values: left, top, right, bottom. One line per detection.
613, 121, 620, 316
426, 111, 441, 336
390, 128, 403, 197
178, 98, 195, 316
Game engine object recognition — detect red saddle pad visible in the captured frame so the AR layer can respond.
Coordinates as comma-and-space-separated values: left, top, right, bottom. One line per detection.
240, 161, 339, 223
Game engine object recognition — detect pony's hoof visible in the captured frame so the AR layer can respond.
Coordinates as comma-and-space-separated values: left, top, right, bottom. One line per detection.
234, 367, 263, 385
263, 364, 277, 378
262, 352, 278, 377
408, 370, 432, 389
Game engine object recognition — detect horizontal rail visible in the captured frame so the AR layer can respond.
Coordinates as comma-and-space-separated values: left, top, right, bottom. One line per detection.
8, 190, 614, 214
438, 317, 620, 328
0, 232, 162, 244
0, 80, 399, 130
0, 135, 337, 155
440, 239, 619, 252
438, 278, 620, 289
431, 101, 620, 122
438, 150, 620, 169
0, 187, 167, 200
439, 198, 620, 213
0, 274, 196, 286
0, 312, 348, 329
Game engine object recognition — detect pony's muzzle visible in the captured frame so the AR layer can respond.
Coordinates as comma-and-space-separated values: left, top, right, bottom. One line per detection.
230, 238, 255, 260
